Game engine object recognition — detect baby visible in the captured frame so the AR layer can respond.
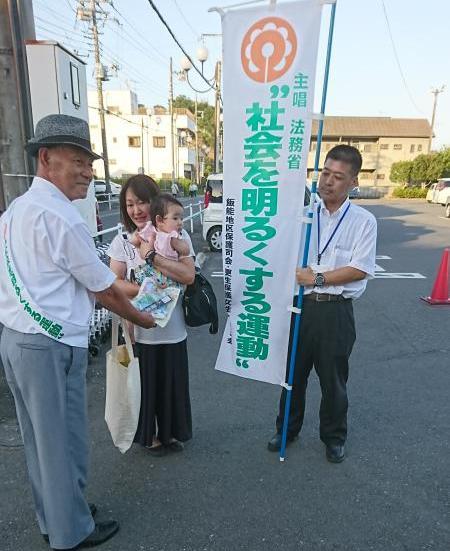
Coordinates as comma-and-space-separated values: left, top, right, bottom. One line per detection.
130, 193, 190, 261
127, 194, 190, 340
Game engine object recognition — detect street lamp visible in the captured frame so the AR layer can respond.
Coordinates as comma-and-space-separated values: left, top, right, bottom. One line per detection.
199, 143, 211, 181
179, 46, 222, 174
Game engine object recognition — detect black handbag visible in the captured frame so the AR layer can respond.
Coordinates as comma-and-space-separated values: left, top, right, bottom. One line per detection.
182, 271, 218, 334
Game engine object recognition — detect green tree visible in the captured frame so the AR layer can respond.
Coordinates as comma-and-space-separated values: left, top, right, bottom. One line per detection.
173, 95, 215, 150
410, 148, 450, 185
390, 161, 413, 185
435, 148, 450, 178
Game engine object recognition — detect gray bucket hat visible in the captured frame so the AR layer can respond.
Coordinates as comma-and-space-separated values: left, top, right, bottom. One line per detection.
25, 114, 101, 160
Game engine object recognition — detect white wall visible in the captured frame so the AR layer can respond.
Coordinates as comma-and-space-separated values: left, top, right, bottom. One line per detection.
88, 90, 197, 180
26, 42, 88, 124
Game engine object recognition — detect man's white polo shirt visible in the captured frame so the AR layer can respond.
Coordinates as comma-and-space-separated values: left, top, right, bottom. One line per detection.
0, 177, 116, 347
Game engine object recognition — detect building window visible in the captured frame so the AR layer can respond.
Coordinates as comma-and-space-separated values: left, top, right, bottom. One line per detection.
310, 141, 316, 151
70, 63, 80, 107
109, 159, 117, 165
359, 172, 372, 179
410, 144, 415, 153
363, 144, 372, 153
418, 144, 423, 152
128, 136, 141, 147
393, 144, 402, 150
153, 136, 166, 148
376, 173, 385, 180
113, 137, 117, 143
108, 106, 120, 114
380, 144, 389, 150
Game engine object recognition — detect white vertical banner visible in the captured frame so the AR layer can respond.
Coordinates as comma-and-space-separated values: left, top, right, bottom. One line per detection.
215, 0, 323, 385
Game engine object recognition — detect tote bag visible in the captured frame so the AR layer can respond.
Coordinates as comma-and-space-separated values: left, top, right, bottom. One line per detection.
105, 316, 141, 453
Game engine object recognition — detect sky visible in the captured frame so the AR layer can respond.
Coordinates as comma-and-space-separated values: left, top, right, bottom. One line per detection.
32, 0, 450, 149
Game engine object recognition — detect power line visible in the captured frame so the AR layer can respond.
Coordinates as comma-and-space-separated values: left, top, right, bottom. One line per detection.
34, 1, 78, 28
35, 23, 91, 55
108, 2, 167, 65
35, 16, 91, 46
380, 0, 424, 115
172, 0, 199, 39
145, 0, 213, 89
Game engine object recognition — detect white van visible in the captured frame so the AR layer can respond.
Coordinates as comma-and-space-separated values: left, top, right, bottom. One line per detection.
202, 173, 223, 252
201, 173, 312, 252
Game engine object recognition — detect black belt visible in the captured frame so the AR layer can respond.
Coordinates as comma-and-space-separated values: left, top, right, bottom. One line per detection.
304, 292, 351, 302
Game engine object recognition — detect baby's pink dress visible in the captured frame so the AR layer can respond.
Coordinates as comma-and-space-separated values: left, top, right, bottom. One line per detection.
139, 222, 179, 260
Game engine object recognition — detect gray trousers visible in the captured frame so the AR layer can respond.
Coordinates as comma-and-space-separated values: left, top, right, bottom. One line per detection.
0, 328, 95, 549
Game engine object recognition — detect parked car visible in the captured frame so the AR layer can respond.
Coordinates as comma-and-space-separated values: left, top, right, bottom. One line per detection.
202, 173, 223, 252
109, 182, 122, 196
202, 174, 312, 252
435, 178, 450, 205
94, 179, 107, 196
348, 186, 360, 199
445, 197, 450, 219
426, 183, 439, 203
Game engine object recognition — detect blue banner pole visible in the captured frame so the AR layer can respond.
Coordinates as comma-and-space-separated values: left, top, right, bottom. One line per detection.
279, 0, 337, 462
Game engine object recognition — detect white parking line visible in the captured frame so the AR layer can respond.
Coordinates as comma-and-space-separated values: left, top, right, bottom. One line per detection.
206, 255, 426, 280
374, 273, 426, 279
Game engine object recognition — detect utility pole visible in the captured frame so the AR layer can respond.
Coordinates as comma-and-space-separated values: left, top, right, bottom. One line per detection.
140, 117, 144, 173
194, 96, 200, 184
169, 56, 175, 187
0, 0, 36, 209
429, 85, 445, 151
213, 61, 222, 173
90, 0, 110, 188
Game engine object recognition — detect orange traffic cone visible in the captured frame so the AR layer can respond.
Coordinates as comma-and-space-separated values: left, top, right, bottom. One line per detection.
421, 248, 450, 305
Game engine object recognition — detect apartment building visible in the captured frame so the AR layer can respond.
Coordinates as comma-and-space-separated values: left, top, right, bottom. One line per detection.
307, 116, 431, 194
88, 90, 197, 180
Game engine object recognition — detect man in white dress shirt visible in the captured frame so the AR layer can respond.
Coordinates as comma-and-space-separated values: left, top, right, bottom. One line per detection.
268, 145, 377, 463
0, 114, 156, 550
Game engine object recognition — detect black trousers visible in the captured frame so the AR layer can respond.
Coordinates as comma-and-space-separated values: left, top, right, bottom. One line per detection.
276, 297, 356, 446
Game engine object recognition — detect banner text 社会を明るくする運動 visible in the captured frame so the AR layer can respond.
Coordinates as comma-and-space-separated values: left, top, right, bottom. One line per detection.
215, 0, 323, 385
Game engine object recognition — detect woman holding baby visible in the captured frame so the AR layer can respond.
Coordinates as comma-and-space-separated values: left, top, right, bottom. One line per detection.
107, 174, 195, 456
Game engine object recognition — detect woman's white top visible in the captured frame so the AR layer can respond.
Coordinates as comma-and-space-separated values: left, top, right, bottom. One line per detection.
108, 229, 195, 345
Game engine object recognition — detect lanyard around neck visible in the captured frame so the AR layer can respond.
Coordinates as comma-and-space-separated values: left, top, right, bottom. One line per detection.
317, 202, 351, 265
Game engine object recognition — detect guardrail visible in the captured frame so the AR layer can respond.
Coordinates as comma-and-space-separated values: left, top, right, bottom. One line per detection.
96, 194, 119, 210
93, 200, 205, 240
183, 201, 204, 233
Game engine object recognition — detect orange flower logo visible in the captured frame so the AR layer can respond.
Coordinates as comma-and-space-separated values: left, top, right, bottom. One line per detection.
241, 17, 297, 83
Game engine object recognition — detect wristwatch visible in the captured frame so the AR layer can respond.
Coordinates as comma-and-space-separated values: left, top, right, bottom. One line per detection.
145, 250, 156, 266
313, 272, 325, 287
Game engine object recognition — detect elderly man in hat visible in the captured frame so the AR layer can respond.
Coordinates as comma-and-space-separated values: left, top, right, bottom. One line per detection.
0, 114, 156, 550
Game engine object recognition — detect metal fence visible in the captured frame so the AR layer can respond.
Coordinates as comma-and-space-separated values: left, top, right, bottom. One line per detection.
92, 200, 204, 239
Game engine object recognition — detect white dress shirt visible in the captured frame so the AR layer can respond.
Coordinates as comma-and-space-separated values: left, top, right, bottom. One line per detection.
0, 177, 116, 347
299, 198, 377, 299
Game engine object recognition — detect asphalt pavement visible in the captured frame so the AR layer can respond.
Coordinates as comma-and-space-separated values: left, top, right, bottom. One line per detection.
0, 198, 449, 551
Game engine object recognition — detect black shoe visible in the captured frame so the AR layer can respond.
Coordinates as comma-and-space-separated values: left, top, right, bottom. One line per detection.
146, 443, 167, 457
326, 444, 345, 463
168, 440, 184, 453
267, 433, 297, 452
52, 520, 119, 550
43, 504, 97, 543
